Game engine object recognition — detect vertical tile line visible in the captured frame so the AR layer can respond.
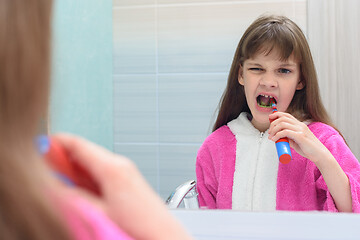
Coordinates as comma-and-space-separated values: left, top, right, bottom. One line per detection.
155, 0, 160, 194
112, 6, 116, 152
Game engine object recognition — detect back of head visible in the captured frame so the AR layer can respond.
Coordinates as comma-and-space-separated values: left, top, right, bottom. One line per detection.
0, 0, 51, 139
213, 14, 333, 131
0, 0, 71, 239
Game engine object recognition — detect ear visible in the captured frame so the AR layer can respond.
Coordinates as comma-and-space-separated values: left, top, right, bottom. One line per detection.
296, 80, 304, 90
238, 64, 244, 86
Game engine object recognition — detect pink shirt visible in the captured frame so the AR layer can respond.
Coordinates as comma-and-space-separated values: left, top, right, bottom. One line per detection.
196, 119, 360, 212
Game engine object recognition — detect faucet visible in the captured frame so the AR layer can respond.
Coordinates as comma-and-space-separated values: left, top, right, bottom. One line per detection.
166, 180, 199, 209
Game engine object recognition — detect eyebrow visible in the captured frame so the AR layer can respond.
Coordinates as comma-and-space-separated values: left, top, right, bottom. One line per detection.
278, 63, 297, 68
246, 62, 262, 66
246, 62, 297, 68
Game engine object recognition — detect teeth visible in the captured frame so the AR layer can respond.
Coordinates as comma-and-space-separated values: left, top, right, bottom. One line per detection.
260, 94, 274, 99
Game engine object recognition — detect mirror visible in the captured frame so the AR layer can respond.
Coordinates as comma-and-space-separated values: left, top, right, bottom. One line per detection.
52, 0, 360, 211
113, 0, 309, 201
113, 0, 360, 207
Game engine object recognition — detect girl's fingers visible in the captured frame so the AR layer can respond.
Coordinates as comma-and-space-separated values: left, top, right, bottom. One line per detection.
268, 121, 300, 139
51, 133, 134, 185
268, 112, 296, 129
53, 133, 113, 162
269, 111, 296, 122
268, 112, 328, 161
270, 128, 298, 142
268, 113, 301, 135
268, 112, 309, 143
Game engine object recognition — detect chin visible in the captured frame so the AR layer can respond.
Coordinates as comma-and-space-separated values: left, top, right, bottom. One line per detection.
250, 107, 272, 127
253, 116, 270, 125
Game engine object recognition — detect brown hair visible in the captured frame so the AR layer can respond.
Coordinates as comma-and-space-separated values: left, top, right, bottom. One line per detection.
213, 14, 335, 132
0, 0, 71, 239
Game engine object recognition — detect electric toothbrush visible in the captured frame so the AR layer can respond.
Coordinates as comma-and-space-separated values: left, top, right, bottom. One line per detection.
270, 99, 292, 164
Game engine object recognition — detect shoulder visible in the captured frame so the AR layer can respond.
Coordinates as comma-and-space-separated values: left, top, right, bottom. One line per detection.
308, 122, 359, 168
307, 122, 341, 142
196, 125, 237, 174
197, 125, 235, 159
202, 125, 235, 148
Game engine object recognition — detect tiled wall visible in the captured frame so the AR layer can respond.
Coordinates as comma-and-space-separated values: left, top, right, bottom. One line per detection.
113, 0, 307, 199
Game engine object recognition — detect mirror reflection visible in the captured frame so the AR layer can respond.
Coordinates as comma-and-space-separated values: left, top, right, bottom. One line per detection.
113, 0, 360, 212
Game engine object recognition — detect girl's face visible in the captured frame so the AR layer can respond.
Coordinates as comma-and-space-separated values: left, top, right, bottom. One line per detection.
239, 48, 303, 132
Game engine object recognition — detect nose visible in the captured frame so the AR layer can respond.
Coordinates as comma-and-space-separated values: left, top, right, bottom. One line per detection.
259, 72, 278, 88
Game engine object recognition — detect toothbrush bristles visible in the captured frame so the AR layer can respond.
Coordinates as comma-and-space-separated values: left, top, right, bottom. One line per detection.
270, 99, 276, 107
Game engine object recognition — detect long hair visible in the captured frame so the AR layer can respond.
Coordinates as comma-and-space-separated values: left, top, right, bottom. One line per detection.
213, 15, 334, 132
0, 0, 71, 239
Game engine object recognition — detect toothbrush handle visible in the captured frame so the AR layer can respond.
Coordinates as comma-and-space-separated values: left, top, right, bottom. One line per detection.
44, 137, 101, 195
270, 107, 292, 164
275, 139, 292, 164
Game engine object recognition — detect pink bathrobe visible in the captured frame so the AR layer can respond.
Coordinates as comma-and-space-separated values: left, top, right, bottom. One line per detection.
196, 113, 360, 212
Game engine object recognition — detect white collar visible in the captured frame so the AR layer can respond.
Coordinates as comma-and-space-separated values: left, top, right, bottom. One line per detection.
228, 112, 278, 211
228, 112, 268, 136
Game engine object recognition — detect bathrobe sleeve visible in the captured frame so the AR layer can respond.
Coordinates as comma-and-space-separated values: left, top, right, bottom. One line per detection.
315, 133, 360, 213
196, 142, 218, 209
195, 126, 236, 209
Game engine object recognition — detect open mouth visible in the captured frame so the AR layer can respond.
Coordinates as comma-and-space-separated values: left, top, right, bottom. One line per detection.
256, 94, 277, 108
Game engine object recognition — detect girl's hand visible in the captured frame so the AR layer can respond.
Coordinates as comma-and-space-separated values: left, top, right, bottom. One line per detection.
268, 111, 330, 164
52, 133, 192, 240
268, 112, 353, 212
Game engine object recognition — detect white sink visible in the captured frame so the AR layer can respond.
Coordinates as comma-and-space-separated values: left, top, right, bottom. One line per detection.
171, 209, 360, 240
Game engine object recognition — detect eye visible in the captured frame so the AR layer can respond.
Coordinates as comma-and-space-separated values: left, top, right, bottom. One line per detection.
249, 68, 263, 72
279, 68, 291, 74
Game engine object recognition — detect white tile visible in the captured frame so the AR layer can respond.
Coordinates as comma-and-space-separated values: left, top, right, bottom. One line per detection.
114, 75, 157, 143
158, 144, 199, 199
157, 1, 307, 73
159, 144, 200, 173
113, 0, 156, 7
114, 144, 158, 173
113, 8, 156, 74
114, 144, 159, 190
158, 0, 279, 4
158, 73, 227, 143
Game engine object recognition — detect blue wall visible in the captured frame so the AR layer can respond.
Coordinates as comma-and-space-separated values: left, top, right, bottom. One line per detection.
50, 0, 113, 150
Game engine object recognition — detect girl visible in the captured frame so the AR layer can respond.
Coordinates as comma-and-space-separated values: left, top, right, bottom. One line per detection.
196, 15, 360, 212
0, 0, 191, 239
